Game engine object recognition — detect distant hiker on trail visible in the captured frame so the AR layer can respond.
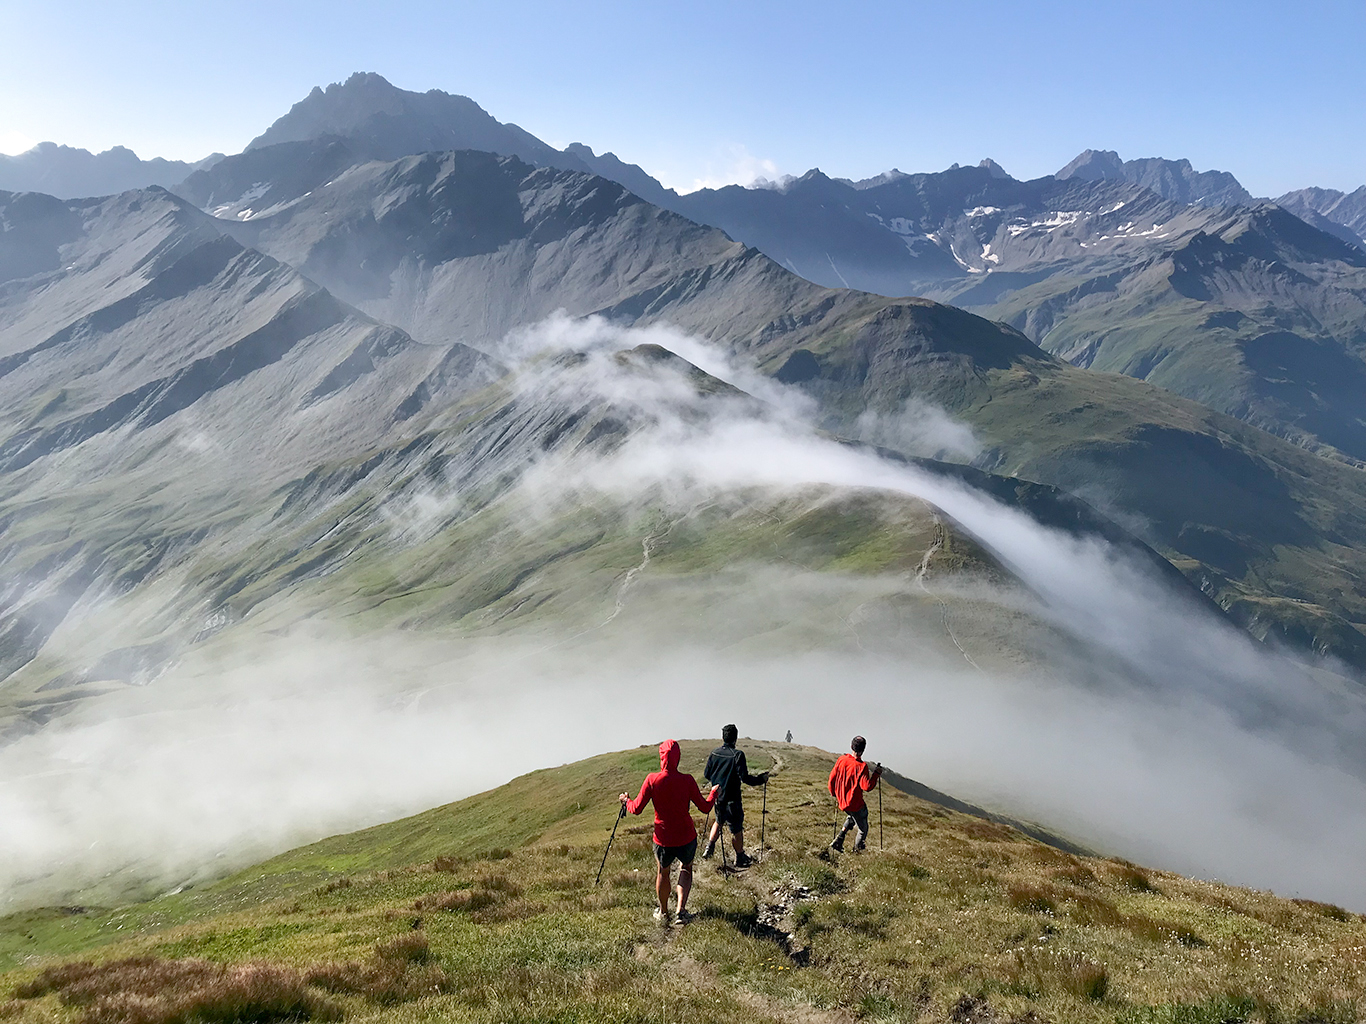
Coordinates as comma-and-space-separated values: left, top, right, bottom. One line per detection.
829, 735, 882, 852
620, 739, 717, 926
702, 724, 769, 867
785, 730, 793, 743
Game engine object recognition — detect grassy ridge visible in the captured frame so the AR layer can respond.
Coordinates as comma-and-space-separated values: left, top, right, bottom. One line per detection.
3, 741, 1363, 1024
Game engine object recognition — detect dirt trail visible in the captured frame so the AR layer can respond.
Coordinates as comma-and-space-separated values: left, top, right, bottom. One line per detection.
666, 951, 857, 1024
529, 505, 706, 656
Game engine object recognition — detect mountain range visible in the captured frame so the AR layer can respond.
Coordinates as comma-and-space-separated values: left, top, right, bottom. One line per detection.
21, 74, 1366, 469
3, 69, 1366, 733
0, 142, 221, 199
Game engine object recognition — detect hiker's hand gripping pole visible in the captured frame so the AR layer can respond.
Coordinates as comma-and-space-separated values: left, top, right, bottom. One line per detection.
595, 798, 629, 886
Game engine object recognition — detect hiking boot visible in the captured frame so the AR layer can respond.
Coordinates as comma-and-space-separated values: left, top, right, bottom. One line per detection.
855, 835, 867, 852
674, 908, 693, 925
702, 838, 716, 860
829, 837, 845, 852
734, 852, 754, 869
653, 907, 669, 926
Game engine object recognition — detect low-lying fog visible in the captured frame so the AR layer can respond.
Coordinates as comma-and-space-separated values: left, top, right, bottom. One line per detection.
3, 316, 1364, 912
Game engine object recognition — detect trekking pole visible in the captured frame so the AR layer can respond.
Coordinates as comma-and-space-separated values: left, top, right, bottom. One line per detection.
595, 802, 628, 886
879, 778, 884, 851
759, 776, 767, 864
719, 819, 730, 881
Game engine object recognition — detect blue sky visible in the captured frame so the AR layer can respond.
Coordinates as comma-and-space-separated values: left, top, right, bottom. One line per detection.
2, 0, 1362, 196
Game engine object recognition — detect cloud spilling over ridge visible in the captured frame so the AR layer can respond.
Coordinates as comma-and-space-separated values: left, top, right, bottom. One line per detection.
3, 316, 1366, 912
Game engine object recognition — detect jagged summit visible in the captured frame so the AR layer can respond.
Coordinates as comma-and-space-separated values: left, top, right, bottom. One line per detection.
561, 141, 677, 206
978, 157, 1010, 179
244, 71, 583, 171
1055, 147, 1127, 181
1055, 147, 1252, 206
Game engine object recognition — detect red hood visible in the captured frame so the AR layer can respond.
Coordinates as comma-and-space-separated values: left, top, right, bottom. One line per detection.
659, 739, 680, 772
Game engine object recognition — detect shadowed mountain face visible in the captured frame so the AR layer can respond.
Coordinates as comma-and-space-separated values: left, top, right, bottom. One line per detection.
0, 143, 221, 200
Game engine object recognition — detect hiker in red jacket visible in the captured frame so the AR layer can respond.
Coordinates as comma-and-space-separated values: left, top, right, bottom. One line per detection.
828, 735, 882, 852
620, 739, 718, 925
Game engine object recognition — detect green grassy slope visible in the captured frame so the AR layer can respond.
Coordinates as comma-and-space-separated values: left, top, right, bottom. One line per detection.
0, 442, 1061, 739
4, 742, 1363, 1024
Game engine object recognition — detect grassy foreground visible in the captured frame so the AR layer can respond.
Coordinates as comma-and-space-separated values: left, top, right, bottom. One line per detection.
2, 741, 1363, 1024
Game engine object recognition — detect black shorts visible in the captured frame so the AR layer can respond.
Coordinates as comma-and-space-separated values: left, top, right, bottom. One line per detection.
654, 838, 698, 869
842, 806, 870, 835
715, 800, 744, 833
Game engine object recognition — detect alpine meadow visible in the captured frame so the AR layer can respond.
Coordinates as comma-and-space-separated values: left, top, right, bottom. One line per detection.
2, 34, 1366, 1024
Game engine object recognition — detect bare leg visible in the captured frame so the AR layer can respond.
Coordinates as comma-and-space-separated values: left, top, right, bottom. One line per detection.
676, 864, 693, 914
708, 819, 721, 846
732, 828, 746, 856
655, 865, 670, 916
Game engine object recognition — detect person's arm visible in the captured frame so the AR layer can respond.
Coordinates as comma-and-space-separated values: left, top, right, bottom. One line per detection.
691, 776, 719, 813
622, 777, 652, 815
704, 752, 718, 784
828, 762, 839, 797
860, 762, 883, 791
739, 751, 767, 786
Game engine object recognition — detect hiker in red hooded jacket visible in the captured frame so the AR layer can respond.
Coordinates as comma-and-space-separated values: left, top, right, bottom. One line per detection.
828, 735, 882, 852
619, 739, 717, 925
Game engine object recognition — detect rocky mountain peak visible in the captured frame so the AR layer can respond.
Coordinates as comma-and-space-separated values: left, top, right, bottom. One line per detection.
1055, 148, 1126, 180
1056, 148, 1252, 207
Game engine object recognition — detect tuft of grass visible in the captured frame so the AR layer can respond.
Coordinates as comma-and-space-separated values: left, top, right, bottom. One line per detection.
1291, 898, 1353, 923
1113, 864, 1160, 893
14, 957, 341, 1024
303, 960, 449, 1006
1054, 863, 1098, 887
374, 932, 429, 965
1008, 884, 1058, 916
1119, 992, 1260, 1024
804, 899, 896, 939
1006, 949, 1109, 1002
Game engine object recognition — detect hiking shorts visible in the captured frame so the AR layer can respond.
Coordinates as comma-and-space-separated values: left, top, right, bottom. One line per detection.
654, 838, 698, 869
715, 799, 744, 834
